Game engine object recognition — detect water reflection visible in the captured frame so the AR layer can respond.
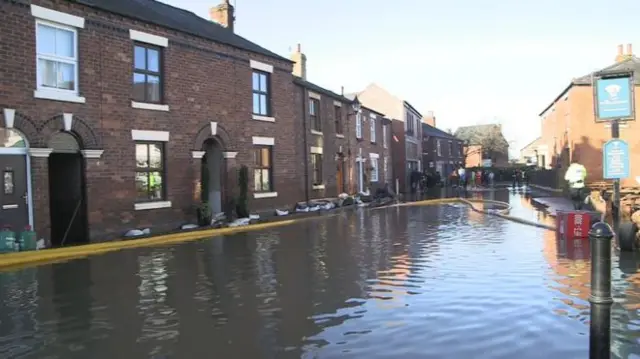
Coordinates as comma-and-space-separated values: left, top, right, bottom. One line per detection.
3, 191, 640, 357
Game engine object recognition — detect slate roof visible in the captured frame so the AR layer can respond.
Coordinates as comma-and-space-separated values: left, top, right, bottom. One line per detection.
454, 124, 509, 147
539, 56, 640, 115
422, 122, 457, 140
294, 77, 352, 103
72, 0, 290, 62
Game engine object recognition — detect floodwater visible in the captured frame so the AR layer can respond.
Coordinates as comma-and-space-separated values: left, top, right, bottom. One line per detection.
0, 189, 639, 358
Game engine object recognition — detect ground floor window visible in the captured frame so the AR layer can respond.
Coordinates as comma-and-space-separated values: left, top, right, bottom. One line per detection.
311, 153, 323, 185
370, 158, 379, 182
135, 142, 165, 200
253, 146, 273, 192
383, 156, 389, 179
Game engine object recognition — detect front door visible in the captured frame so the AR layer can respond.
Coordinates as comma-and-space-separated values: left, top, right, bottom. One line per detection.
0, 155, 28, 231
336, 159, 344, 194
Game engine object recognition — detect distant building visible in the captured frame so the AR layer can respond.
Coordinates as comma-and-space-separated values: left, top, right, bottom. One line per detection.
351, 84, 423, 193
421, 123, 464, 176
519, 137, 543, 166
455, 124, 510, 168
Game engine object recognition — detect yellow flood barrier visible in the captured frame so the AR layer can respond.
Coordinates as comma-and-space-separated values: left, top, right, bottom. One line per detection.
0, 198, 554, 272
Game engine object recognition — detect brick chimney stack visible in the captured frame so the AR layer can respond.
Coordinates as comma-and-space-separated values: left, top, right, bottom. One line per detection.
615, 43, 634, 62
210, 0, 235, 32
423, 111, 436, 127
291, 43, 307, 80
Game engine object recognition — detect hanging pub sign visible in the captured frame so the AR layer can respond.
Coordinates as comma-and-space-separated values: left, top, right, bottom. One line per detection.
593, 71, 636, 122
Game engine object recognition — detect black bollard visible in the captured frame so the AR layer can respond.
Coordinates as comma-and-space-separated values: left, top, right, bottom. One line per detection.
588, 222, 614, 359
589, 303, 612, 359
589, 222, 614, 303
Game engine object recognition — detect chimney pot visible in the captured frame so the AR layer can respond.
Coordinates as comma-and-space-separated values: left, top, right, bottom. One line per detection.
341, 86, 344, 95
628, 43, 633, 55
618, 44, 624, 55
296, 43, 301, 53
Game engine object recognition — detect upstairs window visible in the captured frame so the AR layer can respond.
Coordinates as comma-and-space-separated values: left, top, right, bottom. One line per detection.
334, 105, 343, 134
133, 44, 163, 103
370, 118, 376, 142
252, 71, 270, 116
310, 98, 321, 131
355, 113, 362, 139
36, 22, 78, 93
436, 140, 442, 156
383, 125, 388, 148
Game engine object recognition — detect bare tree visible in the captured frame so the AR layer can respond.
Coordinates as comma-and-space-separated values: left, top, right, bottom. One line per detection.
459, 125, 509, 166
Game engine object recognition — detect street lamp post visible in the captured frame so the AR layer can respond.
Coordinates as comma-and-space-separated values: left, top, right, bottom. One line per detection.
347, 96, 361, 194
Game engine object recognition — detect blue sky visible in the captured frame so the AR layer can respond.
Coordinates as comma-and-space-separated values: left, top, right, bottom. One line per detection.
161, 0, 640, 158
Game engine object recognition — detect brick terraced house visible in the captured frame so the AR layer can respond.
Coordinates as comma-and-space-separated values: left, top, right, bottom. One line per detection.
292, 45, 392, 198
0, 0, 302, 244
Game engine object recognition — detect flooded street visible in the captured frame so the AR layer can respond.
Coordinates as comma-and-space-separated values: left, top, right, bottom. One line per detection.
1, 189, 640, 358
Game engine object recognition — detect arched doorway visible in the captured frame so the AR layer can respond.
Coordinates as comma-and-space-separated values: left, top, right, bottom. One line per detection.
48, 131, 88, 246
202, 138, 224, 214
0, 128, 33, 232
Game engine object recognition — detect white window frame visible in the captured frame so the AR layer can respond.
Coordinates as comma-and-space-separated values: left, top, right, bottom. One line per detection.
35, 20, 80, 96
370, 157, 379, 182
356, 113, 362, 139
436, 139, 442, 156
383, 125, 388, 148
370, 118, 376, 142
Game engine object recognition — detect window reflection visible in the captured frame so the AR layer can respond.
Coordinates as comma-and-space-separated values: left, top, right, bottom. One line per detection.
0, 129, 26, 148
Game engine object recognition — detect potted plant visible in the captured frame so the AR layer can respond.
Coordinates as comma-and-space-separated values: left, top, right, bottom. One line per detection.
196, 201, 212, 226
235, 165, 250, 218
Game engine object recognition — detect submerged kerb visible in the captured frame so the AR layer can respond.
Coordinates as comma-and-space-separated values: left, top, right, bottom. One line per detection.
0, 198, 552, 271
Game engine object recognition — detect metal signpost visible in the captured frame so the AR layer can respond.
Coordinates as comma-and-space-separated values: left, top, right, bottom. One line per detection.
590, 70, 635, 359
593, 70, 635, 224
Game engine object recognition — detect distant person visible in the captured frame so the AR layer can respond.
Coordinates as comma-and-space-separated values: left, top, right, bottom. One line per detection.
565, 161, 587, 210
457, 166, 466, 188
488, 171, 495, 187
469, 170, 476, 188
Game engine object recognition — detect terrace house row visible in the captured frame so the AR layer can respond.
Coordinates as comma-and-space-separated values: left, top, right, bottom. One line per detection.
290, 45, 392, 200
0, 0, 303, 244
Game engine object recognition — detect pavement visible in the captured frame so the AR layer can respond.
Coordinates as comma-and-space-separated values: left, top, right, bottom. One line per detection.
530, 197, 578, 216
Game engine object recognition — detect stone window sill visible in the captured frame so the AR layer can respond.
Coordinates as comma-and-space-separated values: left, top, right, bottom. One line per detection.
252, 114, 275, 122
312, 184, 325, 190
131, 101, 170, 112
254, 191, 278, 199
310, 130, 323, 136
335, 134, 345, 138
34, 90, 86, 103
134, 201, 172, 211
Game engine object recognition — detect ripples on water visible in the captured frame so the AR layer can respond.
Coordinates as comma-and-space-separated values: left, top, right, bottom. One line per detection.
1, 191, 640, 358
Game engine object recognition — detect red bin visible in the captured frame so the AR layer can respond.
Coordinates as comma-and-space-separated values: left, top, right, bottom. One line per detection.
555, 210, 599, 240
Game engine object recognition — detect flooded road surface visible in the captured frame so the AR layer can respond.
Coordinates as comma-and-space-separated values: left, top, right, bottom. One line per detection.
0, 189, 639, 358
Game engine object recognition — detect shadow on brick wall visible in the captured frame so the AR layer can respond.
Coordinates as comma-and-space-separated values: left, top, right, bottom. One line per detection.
530, 136, 601, 190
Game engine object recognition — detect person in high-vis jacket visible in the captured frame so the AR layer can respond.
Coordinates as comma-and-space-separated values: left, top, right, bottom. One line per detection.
565, 161, 587, 210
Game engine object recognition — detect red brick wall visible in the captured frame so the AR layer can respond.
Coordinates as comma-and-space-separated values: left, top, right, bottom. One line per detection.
0, 0, 302, 240
541, 85, 640, 187
295, 85, 351, 199
390, 119, 407, 192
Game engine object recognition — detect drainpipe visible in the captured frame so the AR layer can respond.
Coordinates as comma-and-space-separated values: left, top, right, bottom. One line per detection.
301, 87, 310, 202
